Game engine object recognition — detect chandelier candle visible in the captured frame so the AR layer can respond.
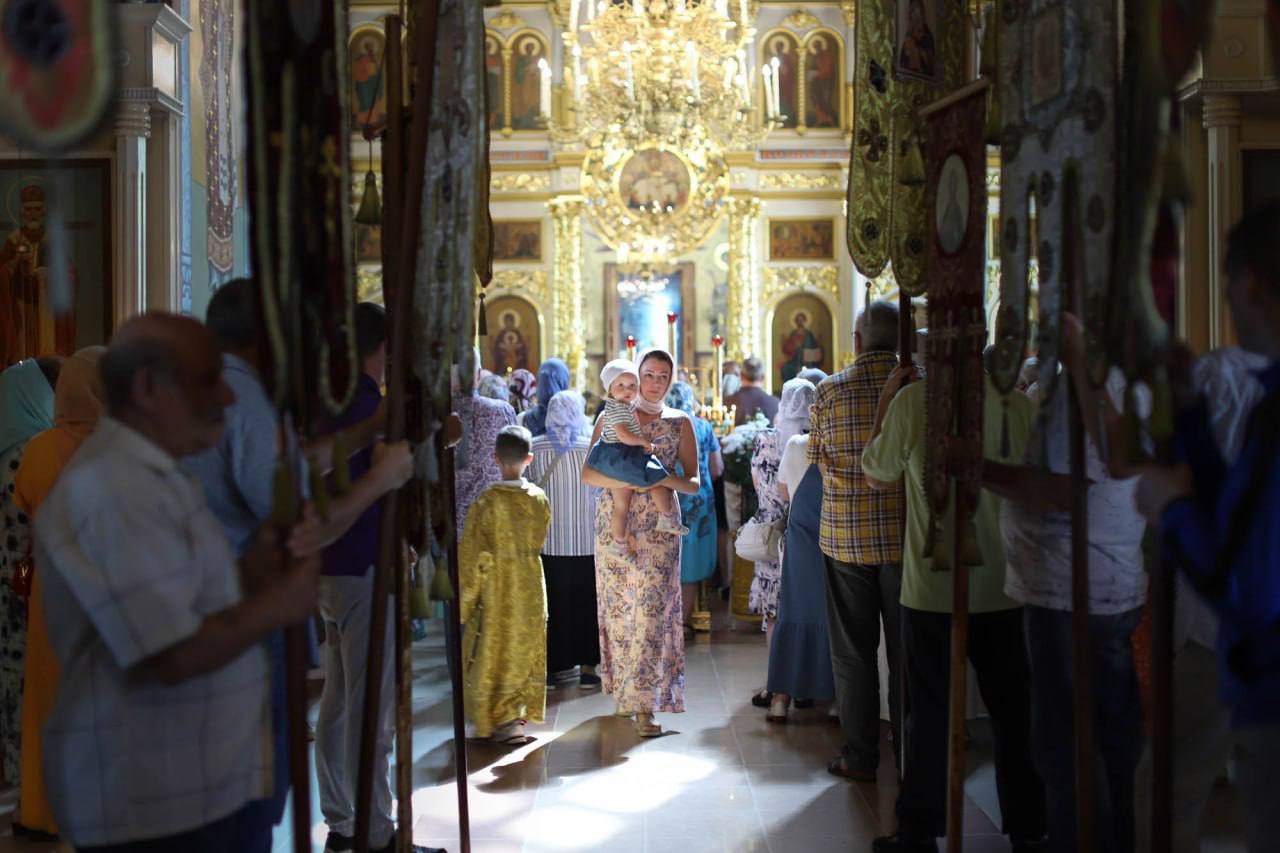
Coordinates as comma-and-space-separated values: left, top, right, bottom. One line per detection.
668, 312, 679, 372
712, 333, 724, 406
627, 335, 637, 361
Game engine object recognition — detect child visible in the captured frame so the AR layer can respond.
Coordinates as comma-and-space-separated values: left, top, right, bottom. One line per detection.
587, 359, 688, 552
459, 425, 552, 745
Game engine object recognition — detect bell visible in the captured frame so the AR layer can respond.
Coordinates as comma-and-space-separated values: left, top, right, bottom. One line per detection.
898, 132, 927, 186
354, 169, 382, 225
428, 561, 456, 602
477, 289, 489, 337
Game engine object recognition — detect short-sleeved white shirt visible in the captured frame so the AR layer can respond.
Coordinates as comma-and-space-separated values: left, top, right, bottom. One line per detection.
778, 434, 812, 493
1001, 370, 1149, 614
34, 417, 269, 846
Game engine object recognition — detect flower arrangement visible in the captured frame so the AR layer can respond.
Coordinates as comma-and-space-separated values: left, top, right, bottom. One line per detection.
720, 412, 771, 523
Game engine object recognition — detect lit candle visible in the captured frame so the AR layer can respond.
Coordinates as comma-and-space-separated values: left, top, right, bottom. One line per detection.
618, 242, 630, 265
570, 0, 580, 31
538, 58, 551, 119
572, 43, 583, 90
712, 334, 724, 404
716, 0, 729, 17
761, 63, 773, 118
723, 57, 736, 92
667, 312, 679, 371
632, 0, 643, 15
626, 335, 637, 361
739, 0, 748, 27
686, 41, 700, 98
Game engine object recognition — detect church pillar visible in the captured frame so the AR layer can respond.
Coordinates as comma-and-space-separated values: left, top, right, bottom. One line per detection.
1203, 94, 1241, 349
113, 100, 150, 328
726, 196, 761, 362
549, 197, 586, 387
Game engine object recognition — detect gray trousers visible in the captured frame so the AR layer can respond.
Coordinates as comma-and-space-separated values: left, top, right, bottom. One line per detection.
1135, 641, 1280, 853
316, 569, 396, 848
823, 556, 903, 772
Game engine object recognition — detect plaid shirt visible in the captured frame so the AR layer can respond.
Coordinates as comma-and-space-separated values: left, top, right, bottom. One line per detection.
807, 350, 904, 564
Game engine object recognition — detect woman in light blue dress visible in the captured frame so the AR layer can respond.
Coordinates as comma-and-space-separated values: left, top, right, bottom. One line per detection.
666, 382, 723, 634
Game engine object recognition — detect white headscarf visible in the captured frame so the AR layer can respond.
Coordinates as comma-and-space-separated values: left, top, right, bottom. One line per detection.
545, 389, 589, 456
774, 377, 816, 449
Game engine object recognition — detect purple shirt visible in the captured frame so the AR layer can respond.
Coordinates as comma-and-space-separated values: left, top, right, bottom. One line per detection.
321, 373, 383, 577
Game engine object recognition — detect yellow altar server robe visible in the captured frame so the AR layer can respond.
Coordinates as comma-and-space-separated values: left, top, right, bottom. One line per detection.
460, 478, 552, 737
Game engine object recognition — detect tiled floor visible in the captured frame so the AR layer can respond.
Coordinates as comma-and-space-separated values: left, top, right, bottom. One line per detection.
0, 603, 1247, 852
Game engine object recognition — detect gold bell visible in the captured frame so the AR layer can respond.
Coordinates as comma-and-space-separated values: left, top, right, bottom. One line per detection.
898, 133, 927, 186
354, 169, 382, 225
429, 561, 456, 602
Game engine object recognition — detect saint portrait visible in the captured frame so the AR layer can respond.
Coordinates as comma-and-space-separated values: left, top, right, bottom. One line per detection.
485, 295, 540, 374
349, 26, 387, 130
895, 0, 939, 83
493, 220, 542, 262
510, 33, 546, 130
0, 161, 110, 365
769, 219, 835, 260
354, 222, 381, 263
485, 33, 504, 130
804, 33, 841, 129
765, 33, 800, 128
618, 149, 692, 213
935, 154, 969, 255
1030, 8, 1063, 106
771, 293, 833, 389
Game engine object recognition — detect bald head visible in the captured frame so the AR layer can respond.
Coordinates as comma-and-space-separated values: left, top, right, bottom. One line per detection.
102, 313, 233, 458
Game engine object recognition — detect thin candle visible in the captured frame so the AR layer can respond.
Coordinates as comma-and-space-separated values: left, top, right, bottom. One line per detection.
761, 63, 772, 118
538, 58, 552, 119
770, 55, 781, 118
667, 312, 679, 373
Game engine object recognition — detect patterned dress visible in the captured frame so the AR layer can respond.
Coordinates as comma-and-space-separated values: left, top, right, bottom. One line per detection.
678, 416, 720, 584
594, 411, 687, 714
0, 444, 30, 785
452, 392, 517, 538
748, 428, 785, 622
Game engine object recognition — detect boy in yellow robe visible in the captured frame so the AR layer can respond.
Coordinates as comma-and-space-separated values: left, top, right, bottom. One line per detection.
460, 424, 552, 744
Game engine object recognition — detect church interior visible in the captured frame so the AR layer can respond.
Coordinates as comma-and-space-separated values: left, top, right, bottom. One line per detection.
1, 0, 1279, 852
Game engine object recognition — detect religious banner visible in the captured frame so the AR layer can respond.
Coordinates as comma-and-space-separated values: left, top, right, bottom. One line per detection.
244, 0, 358, 420
846, 0, 964, 292
921, 80, 989, 569
992, 0, 1117, 398
411, 0, 487, 409
0, 0, 117, 153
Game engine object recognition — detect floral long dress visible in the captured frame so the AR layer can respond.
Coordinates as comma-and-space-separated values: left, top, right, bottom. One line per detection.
748, 428, 785, 622
0, 444, 30, 785
594, 410, 687, 715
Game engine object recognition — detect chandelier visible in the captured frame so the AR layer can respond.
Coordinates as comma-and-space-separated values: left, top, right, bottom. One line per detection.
615, 238, 676, 298
553, 0, 778, 153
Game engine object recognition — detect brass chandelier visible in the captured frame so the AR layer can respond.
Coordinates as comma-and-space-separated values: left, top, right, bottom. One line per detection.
553, 0, 778, 154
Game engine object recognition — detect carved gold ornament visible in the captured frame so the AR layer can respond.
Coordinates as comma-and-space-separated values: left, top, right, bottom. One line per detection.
762, 265, 840, 303
490, 172, 552, 193
761, 171, 843, 190
782, 10, 821, 31
490, 268, 550, 303
487, 10, 524, 31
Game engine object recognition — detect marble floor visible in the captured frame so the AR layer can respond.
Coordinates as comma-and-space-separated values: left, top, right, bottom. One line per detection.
0, 603, 1246, 853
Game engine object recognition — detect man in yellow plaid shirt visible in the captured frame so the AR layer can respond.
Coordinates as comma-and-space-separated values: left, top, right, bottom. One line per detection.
807, 299, 905, 782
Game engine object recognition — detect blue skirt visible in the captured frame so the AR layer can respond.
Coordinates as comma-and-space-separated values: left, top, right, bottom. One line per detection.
587, 441, 670, 488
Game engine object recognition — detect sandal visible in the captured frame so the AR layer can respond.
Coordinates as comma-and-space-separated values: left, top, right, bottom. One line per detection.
491, 720, 536, 746
827, 754, 876, 782
634, 713, 662, 737
750, 688, 773, 708
655, 516, 690, 537
766, 695, 789, 723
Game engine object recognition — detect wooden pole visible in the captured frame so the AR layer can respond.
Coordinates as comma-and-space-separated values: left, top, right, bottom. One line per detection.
279, 417, 311, 853
1063, 176, 1096, 853
382, 16, 415, 853
895, 288, 912, 774
442, 442, 472, 853
354, 3, 441, 852
944, 496, 969, 853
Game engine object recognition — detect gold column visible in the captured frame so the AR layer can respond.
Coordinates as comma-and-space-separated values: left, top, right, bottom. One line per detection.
549, 197, 587, 387
726, 196, 762, 362
1203, 95, 1241, 350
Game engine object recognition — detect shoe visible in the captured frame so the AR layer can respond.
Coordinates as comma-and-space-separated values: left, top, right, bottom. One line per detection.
13, 824, 59, 843
655, 515, 690, 536
827, 753, 876, 782
324, 831, 354, 852
546, 674, 558, 688
871, 835, 935, 853
579, 672, 602, 689
750, 688, 773, 708
766, 695, 789, 723
634, 713, 662, 737
793, 698, 815, 709
372, 833, 445, 853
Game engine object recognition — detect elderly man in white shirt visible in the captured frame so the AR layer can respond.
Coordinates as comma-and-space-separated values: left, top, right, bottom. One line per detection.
33, 314, 320, 852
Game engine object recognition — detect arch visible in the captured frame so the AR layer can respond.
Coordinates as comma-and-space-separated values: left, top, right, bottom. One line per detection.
759, 29, 801, 129
765, 288, 840, 392
801, 28, 844, 130
484, 292, 544, 375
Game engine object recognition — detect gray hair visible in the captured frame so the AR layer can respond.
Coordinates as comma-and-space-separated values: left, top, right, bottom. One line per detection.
741, 356, 765, 381
856, 299, 899, 353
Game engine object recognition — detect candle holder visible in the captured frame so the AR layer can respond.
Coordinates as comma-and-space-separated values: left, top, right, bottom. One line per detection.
625, 334, 637, 362
667, 312, 679, 373
706, 333, 736, 436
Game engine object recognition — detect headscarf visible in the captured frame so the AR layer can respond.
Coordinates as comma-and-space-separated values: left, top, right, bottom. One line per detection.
665, 381, 699, 416
477, 373, 510, 401
0, 359, 55, 457
545, 389, 588, 456
54, 346, 106, 441
797, 366, 828, 386
523, 357, 571, 436
774, 377, 816, 449
634, 348, 674, 415
509, 368, 537, 412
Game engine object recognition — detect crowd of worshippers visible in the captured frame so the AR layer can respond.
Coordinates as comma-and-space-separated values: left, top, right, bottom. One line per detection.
0, 202, 1276, 852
